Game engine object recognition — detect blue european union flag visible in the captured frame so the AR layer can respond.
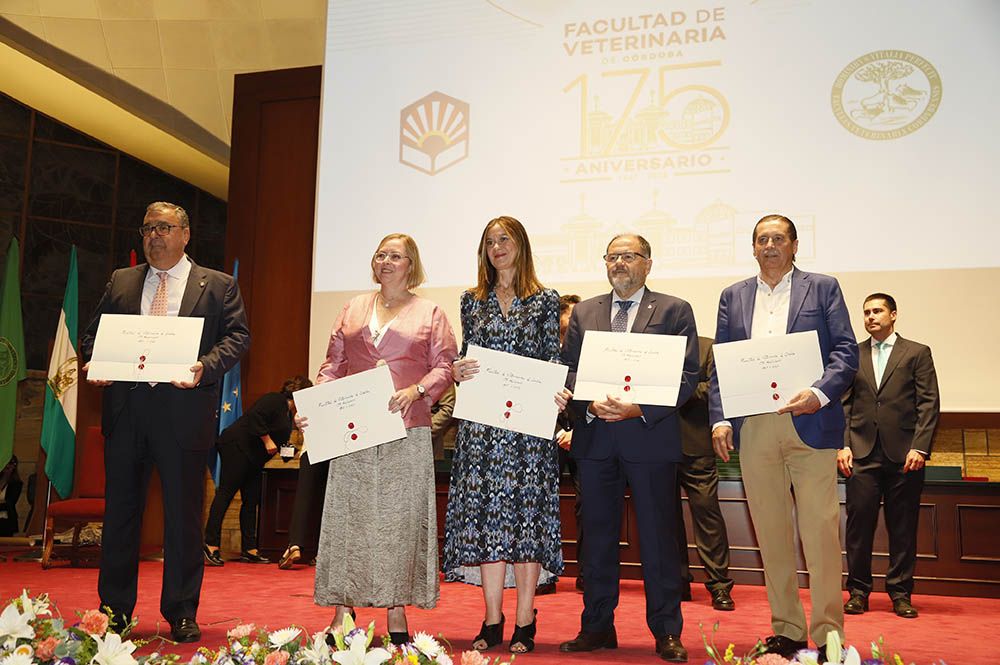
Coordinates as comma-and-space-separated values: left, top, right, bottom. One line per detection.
210, 258, 243, 486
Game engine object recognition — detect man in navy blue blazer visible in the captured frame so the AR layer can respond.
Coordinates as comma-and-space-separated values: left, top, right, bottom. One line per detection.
708, 214, 858, 659
560, 234, 699, 662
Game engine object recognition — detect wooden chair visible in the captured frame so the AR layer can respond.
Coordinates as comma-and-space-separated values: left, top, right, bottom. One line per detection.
41, 426, 105, 568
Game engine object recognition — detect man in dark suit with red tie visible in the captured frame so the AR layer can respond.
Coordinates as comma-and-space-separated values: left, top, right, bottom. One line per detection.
839, 293, 939, 619
560, 234, 699, 662
81, 201, 250, 643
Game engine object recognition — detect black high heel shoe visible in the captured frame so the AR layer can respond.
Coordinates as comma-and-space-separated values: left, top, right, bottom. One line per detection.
325, 610, 357, 647
472, 614, 505, 651
509, 610, 537, 654
389, 631, 410, 646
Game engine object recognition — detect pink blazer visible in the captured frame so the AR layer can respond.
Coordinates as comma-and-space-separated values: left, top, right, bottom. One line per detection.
317, 292, 458, 428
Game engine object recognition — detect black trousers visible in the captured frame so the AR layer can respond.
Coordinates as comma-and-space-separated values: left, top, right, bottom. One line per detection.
99, 384, 206, 622
845, 439, 924, 600
204, 441, 262, 551
577, 455, 682, 638
287, 450, 329, 548
674, 453, 733, 593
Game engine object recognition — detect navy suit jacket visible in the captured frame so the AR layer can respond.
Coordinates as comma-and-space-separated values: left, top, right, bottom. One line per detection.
81, 260, 250, 450
708, 267, 858, 450
562, 289, 700, 463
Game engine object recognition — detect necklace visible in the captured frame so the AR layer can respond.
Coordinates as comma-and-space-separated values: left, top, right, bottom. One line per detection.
379, 292, 410, 309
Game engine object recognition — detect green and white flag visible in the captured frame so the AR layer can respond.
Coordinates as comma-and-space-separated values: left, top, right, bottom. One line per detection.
40, 246, 78, 499
0, 237, 26, 470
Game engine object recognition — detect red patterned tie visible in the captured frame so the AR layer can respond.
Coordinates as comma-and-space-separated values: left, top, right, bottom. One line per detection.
150, 271, 169, 316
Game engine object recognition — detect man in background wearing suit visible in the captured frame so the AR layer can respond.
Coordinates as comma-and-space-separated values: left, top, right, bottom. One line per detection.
839, 293, 939, 619
675, 337, 735, 611
560, 234, 699, 662
82, 201, 250, 643
709, 214, 858, 659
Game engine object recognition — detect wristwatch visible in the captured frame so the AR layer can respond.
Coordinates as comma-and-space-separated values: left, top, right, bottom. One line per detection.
416, 383, 426, 396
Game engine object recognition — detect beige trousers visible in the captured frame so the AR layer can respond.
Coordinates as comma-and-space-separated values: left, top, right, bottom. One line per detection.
739, 412, 845, 647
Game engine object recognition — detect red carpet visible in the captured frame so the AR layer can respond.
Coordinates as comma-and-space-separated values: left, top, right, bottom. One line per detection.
2, 561, 989, 664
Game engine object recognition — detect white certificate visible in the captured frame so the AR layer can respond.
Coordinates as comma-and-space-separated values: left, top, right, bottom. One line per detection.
453, 345, 569, 439
293, 364, 406, 463
87, 314, 204, 383
573, 331, 688, 406
713, 330, 825, 418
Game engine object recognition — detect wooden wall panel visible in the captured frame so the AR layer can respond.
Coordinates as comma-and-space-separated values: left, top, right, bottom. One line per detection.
226, 66, 320, 405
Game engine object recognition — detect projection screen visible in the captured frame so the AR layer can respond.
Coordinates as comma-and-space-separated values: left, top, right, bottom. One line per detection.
312, 0, 1000, 412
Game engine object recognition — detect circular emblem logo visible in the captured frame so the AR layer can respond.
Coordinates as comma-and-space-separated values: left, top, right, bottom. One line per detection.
0, 337, 16, 386
832, 50, 942, 140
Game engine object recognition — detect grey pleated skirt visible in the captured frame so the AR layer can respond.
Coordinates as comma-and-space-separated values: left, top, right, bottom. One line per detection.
313, 426, 439, 609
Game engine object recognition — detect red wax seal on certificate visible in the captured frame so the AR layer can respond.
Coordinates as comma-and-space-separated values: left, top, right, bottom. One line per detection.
504, 411, 511, 419
624, 385, 631, 392
772, 393, 779, 400
138, 364, 144, 370
624, 375, 631, 382
348, 422, 355, 429
770, 381, 777, 389
351, 433, 358, 441
506, 400, 513, 408
139, 355, 146, 361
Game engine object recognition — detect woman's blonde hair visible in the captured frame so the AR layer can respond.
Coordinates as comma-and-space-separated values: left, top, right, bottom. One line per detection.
371, 233, 426, 289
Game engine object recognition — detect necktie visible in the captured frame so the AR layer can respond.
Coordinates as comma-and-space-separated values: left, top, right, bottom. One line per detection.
874, 340, 888, 387
151, 272, 169, 316
611, 300, 633, 333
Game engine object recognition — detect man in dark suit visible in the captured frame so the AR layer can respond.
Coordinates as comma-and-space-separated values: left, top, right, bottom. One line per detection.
839, 293, 939, 619
709, 214, 858, 658
675, 337, 734, 611
81, 201, 249, 643
560, 234, 699, 662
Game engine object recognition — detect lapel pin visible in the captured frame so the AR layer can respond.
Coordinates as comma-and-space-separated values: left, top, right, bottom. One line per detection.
200, 281, 206, 287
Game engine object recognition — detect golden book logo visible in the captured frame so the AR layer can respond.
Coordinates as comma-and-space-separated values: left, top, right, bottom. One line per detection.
832, 50, 942, 140
399, 92, 470, 175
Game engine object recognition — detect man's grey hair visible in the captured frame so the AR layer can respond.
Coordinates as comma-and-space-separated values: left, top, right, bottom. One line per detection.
145, 201, 190, 228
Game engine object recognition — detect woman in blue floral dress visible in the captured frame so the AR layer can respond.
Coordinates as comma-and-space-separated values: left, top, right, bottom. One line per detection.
444, 216, 570, 655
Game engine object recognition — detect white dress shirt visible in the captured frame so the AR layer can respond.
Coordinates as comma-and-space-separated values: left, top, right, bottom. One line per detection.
141, 255, 192, 317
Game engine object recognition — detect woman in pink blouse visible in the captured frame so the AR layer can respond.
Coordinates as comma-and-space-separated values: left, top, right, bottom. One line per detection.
310, 233, 458, 644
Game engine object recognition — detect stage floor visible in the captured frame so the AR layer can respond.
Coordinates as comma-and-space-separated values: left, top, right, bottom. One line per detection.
2, 559, 985, 664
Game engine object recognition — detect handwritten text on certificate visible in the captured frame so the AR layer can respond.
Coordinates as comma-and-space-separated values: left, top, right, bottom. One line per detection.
713, 331, 824, 418
293, 364, 406, 463
574, 331, 687, 406
87, 314, 204, 383
453, 345, 568, 439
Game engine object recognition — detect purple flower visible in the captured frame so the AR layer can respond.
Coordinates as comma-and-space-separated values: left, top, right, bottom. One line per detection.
861, 660, 884, 665
58, 657, 77, 665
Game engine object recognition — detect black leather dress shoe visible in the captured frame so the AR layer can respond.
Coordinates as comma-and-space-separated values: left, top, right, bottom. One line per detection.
762, 635, 808, 658
892, 597, 918, 618
711, 588, 735, 611
204, 545, 224, 567
574, 576, 585, 592
559, 628, 618, 652
170, 617, 201, 643
655, 634, 688, 662
240, 550, 270, 564
843, 593, 868, 614
680, 583, 693, 602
